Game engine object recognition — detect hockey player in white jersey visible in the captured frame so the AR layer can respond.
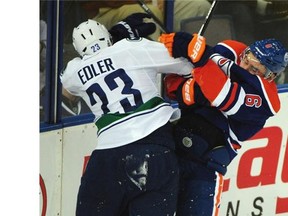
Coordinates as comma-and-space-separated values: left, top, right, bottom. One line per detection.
61, 19, 193, 216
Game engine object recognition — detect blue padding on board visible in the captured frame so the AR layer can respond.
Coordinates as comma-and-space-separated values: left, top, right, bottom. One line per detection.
277, 84, 288, 93
40, 113, 95, 133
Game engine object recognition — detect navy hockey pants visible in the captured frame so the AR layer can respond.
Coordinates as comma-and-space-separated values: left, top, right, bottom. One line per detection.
76, 122, 179, 216
176, 158, 224, 216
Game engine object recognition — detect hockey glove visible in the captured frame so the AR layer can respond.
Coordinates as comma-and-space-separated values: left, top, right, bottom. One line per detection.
164, 74, 187, 100
109, 13, 156, 43
159, 32, 213, 67
203, 145, 238, 175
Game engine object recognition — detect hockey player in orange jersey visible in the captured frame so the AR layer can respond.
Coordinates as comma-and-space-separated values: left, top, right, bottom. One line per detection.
159, 32, 288, 216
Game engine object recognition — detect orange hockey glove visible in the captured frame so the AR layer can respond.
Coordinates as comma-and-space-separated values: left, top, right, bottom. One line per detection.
159, 32, 212, 67
158, 33, 175, 57
188, 34, 206, 63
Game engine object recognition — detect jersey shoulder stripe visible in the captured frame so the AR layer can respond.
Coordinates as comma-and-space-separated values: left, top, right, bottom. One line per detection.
215, 40, 247, 64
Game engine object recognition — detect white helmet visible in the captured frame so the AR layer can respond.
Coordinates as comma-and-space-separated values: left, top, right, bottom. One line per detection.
72, 19, 112, 57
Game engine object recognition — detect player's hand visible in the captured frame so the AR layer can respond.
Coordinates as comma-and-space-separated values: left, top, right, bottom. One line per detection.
188, 33, 206, 63
159, 32, 205, 62
159, 32, 212, 67
204, 145, 237, 176
159, 32, 193, 59
164, 74, 187, 100
158, 33, 176, 57
109, 13, 156, 43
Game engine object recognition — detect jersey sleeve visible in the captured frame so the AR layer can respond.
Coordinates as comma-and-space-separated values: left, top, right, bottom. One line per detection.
212, 40, 247, 64
140, 40, 194, 78
60, 57, 82, 96
210, 54, 281, 114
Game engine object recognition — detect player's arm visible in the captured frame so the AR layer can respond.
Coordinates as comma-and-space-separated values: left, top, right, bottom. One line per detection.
139, 39, 194, 75
159, 32, 250, 70
173, 58, 279, 122
212, 40, 247, 63
60, 64, 82, 106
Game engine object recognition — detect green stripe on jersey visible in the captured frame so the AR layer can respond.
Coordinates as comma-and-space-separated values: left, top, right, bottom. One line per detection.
95, 97, 167, 130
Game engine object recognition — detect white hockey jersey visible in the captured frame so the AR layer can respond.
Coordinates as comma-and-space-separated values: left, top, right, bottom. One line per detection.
61, 38, 193, 149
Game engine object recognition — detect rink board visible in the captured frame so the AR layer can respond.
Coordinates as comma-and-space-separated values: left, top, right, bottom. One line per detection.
219, 92, 288, 216
40, 92, 288, 216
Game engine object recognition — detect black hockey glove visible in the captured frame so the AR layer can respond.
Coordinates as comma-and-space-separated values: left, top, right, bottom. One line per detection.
203, 146, 237, 175
109, 13, 156, 43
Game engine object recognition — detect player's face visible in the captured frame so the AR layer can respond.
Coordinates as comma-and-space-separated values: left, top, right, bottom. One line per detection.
240, 51, 267, 77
